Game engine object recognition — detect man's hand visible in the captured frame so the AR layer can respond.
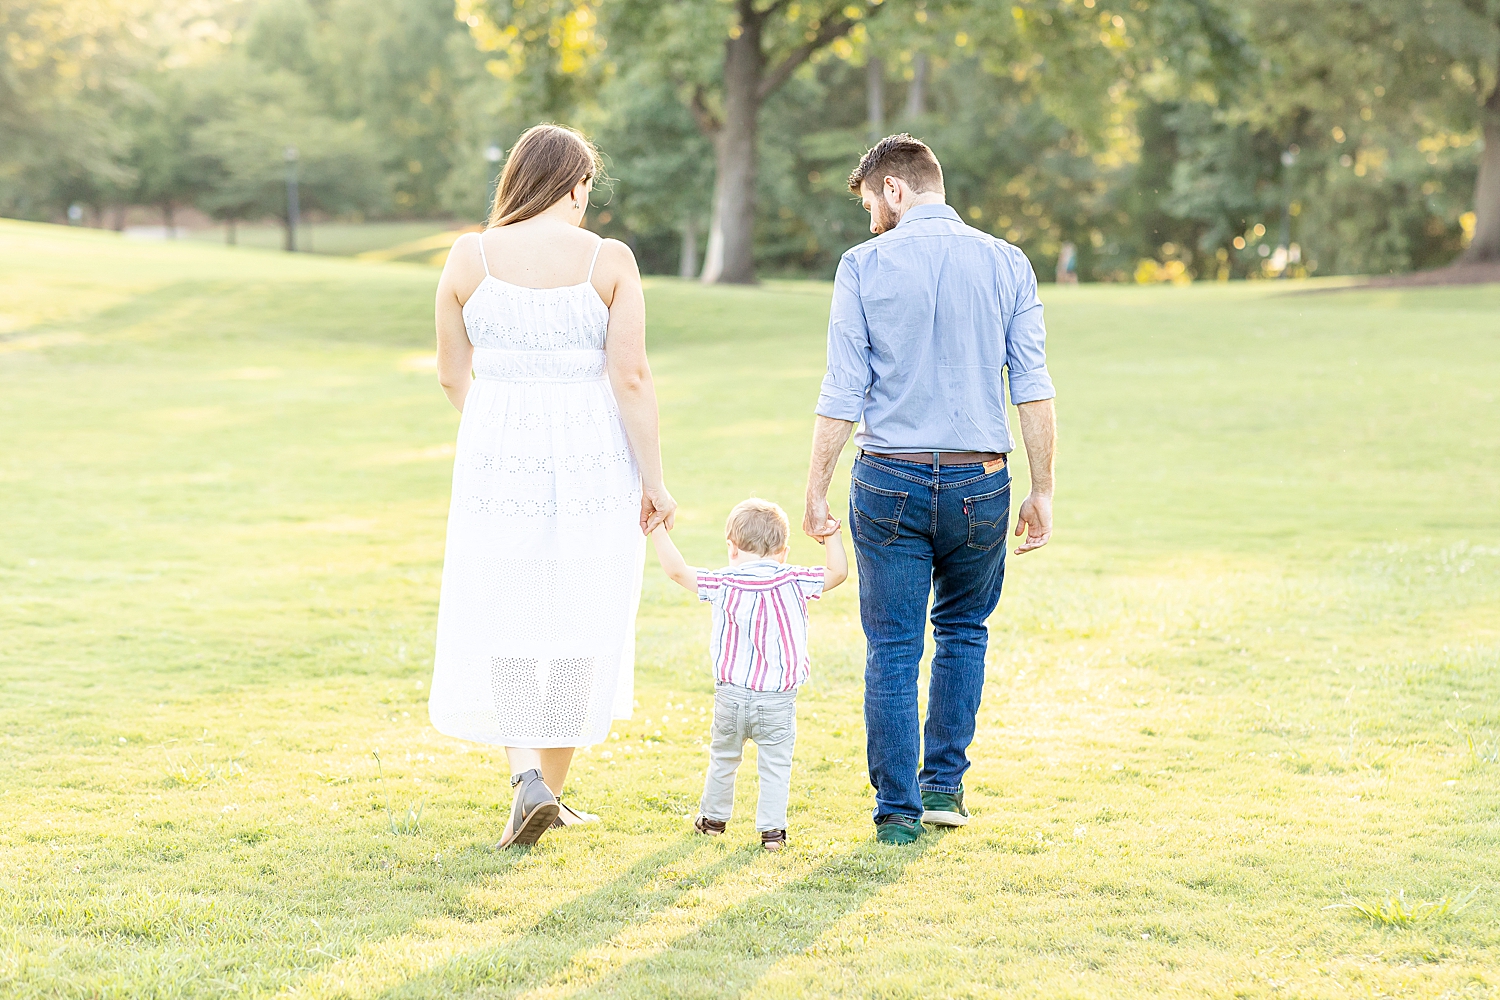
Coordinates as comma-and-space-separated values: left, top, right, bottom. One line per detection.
803, 493, 840, 541
804, 415, 856, 543
1013, 492, 1052, 554
1014, 398, 1056, 555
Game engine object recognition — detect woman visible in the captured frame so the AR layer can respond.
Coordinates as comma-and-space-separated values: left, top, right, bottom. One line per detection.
428, 124, 675, 848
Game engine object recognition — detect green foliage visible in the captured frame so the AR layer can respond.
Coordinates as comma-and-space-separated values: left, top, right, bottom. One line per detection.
0, 0, 145, 216
1327, 889, 1478, 927
3, 0, 1500, 278
583, 62, 714, 271
193, 75, 387, 224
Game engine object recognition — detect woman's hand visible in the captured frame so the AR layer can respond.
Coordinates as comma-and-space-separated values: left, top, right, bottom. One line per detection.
640, 484, 677, 534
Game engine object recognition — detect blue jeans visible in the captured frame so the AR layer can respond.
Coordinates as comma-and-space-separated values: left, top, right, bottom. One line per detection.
849, 454, 1011, 822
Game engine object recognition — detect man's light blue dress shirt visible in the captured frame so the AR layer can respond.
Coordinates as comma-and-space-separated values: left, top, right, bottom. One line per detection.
815, 203, 1055, 454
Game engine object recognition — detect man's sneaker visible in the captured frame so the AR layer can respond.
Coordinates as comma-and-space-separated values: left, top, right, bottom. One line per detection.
761, 829, 787, 851
874, 814, 925, 845
694, 815, 727, 836
921, 788, 970, 827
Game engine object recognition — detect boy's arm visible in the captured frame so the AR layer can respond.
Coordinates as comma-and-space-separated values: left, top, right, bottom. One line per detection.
650, 526, 700, 592
822, 523, 849, 590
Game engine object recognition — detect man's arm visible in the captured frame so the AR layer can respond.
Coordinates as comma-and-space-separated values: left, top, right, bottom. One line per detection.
806, 253, 869, 540
1013, 398, 1055, 554
804, 415, 855, 540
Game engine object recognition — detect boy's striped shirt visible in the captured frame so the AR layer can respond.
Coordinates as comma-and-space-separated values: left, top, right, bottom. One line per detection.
696, 559, 825, 692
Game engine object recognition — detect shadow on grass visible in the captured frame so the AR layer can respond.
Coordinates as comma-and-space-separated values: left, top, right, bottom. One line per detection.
370, 835, 762, 998
567, 839, 936, 1000
375, 835, 934, 999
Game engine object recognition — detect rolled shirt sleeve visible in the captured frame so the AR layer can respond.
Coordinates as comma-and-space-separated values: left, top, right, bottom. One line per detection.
793, 567, 825, 602
696, 571, 722, 603
815, 254, 873, 421
1003, 250, 1056, 405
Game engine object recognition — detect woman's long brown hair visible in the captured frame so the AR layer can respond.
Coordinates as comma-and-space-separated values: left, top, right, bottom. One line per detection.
485, 124, 603, 228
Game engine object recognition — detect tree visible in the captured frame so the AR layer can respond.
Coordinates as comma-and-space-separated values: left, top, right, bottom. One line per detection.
1179, 0, 1500, 269
0, 0, 144, 219
695, 0, 885, 283
262, 0, 490, 217
194, 68, 387, 248
458, 0, 884, 281
584, 66, 714, 276
121, 71, 215, 235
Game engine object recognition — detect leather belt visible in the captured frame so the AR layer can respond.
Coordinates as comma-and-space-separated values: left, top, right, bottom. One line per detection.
860, 450, 1005, 468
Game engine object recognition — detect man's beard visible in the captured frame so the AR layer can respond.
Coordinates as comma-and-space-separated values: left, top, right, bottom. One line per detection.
872, 200, 900, 234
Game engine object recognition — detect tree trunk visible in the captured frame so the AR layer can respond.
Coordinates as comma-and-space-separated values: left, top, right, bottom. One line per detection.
110, 204, 126, 231
227, 218, 238, 246
702, 18, 763, 284
867, 56, 885, 142
162, 202, 176, 238
1462, 70, 1500, 263
678, 214, 698, 278
904, 52, 928, 120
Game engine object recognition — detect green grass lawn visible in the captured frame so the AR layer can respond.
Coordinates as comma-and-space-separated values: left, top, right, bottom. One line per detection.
1, 218, 1498, 999
180, 220, 462, 258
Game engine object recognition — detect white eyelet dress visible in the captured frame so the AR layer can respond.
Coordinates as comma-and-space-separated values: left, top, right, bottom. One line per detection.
429, 238, 643, 748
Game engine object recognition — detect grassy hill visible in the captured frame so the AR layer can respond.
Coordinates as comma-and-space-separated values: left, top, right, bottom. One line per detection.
1, 219, 1498, 998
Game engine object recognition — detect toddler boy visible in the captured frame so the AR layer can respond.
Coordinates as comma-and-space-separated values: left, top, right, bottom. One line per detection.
651, 498, 847, 850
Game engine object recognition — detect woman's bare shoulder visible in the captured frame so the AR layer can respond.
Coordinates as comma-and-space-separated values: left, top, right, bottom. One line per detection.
440, 230, 487, 300
595, 237, 639, 274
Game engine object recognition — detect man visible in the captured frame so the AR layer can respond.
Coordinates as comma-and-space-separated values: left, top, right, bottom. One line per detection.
804, 134, 1057, 845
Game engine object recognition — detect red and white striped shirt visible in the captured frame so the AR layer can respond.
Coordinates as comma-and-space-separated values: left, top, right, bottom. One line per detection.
697, 560, 825, 692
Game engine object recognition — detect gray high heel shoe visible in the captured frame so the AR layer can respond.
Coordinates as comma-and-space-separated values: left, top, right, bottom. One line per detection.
497, 769, 559, 848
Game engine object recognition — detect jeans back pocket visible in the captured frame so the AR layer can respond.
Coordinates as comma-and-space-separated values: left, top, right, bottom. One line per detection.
852, 477, 908, 547
753, 703, 796, 744
963, 480, 1011, 552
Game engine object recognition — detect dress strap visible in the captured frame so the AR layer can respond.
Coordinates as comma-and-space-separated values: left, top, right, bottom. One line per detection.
585, 239, 604, 283
476, 232, 492, 279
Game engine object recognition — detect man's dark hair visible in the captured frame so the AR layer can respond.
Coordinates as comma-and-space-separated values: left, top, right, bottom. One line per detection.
848, 134, 944, 195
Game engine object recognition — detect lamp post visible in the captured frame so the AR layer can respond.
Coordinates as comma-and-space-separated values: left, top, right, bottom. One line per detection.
1277, 145, 1298, 278
485, 143, 503, 218
284, 145, 300, 253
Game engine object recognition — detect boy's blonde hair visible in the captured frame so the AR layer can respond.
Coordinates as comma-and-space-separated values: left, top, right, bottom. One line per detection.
726, 498, 789, 557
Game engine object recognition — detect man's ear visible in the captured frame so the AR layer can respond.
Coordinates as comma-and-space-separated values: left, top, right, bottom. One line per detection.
883, 174, 903, 205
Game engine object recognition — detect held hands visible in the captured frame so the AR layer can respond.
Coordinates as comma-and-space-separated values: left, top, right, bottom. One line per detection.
1013, 492, 1052, 554
802, 494, 841, 543
640, 484, 677, 535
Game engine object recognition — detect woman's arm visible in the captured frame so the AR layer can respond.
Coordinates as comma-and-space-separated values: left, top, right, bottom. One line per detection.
599, 239, 675, 534
434, 233, 479, 412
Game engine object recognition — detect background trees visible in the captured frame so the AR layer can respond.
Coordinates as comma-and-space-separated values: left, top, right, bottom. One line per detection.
3, 0, 1497, 283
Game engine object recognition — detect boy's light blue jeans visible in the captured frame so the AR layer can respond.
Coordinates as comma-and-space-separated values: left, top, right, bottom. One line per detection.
699, 683, 798, 831
849, 453, 1011, 823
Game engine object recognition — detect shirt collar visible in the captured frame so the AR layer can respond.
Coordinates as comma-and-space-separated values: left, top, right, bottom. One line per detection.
726, 558, 784, 576
897, 202, 960, 227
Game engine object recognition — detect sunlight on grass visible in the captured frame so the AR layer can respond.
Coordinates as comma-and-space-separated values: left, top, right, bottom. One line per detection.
1327, 888, 1478, 927
2, 220, 1499, 998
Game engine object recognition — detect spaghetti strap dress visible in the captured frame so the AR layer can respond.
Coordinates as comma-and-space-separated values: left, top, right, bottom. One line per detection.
428, 237, 644, 747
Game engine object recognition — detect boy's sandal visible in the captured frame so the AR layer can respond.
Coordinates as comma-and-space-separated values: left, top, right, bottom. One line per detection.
761, 829, 788, 851
694, 815, 727, 836
497, 769, 559, 849
549, 800, 600, 828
